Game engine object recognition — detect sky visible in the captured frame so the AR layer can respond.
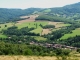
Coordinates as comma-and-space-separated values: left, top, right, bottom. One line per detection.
0, 0, 80, 9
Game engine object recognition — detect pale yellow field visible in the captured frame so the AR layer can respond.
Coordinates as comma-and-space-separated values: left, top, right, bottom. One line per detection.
0, 56, 80, 60
0, 56, 57, 60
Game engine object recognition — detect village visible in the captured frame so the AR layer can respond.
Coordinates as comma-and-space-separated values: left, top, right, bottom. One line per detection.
30, 41, 77, 50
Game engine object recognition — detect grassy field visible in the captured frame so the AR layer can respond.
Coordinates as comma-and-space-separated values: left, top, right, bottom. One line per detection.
31, 28, 42, 34
52, 28, 61, 31
16, 22, 37, 29
0, 23, 13, 31
0, 34, 7, 38
0, 23, 13, 38
32, 36, 47, 41
59, 24, 71, 27
60, 28, 80, 40
43, 9, 51, 13
0, 21, 48, 38
30, 21, 48, 34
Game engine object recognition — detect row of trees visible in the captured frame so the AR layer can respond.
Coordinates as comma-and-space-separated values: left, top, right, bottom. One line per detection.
35, 15, 76, 24
40, 24, 55, 29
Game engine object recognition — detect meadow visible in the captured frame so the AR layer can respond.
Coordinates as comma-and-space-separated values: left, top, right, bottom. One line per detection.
32, 36, 47, 41
0, 23, 13, 38
0, 23, 13, 31
60, 28, 80, 40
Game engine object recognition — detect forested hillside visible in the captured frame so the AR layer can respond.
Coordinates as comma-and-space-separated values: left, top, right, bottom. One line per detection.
42, 2, 80, 20
50, 2, 80, 14
0, 8, 41, 23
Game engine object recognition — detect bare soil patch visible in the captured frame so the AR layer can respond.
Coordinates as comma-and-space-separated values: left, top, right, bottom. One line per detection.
41, 29, 51, 35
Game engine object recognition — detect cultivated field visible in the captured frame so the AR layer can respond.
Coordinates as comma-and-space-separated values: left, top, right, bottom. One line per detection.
32, 36, 47, 41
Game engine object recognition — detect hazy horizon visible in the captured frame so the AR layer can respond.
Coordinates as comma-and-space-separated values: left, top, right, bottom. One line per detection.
0, 0, 80, 9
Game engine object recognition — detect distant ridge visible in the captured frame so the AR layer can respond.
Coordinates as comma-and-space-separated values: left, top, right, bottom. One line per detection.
0, 2, 80, 22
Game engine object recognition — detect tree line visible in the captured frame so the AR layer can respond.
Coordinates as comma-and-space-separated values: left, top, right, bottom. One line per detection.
35, 15, 76, 24
3, 26, 40, 36
39, 24, 55, 29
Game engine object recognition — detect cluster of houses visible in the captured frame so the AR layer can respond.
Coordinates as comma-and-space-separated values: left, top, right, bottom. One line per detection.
30, 41, 77, 50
